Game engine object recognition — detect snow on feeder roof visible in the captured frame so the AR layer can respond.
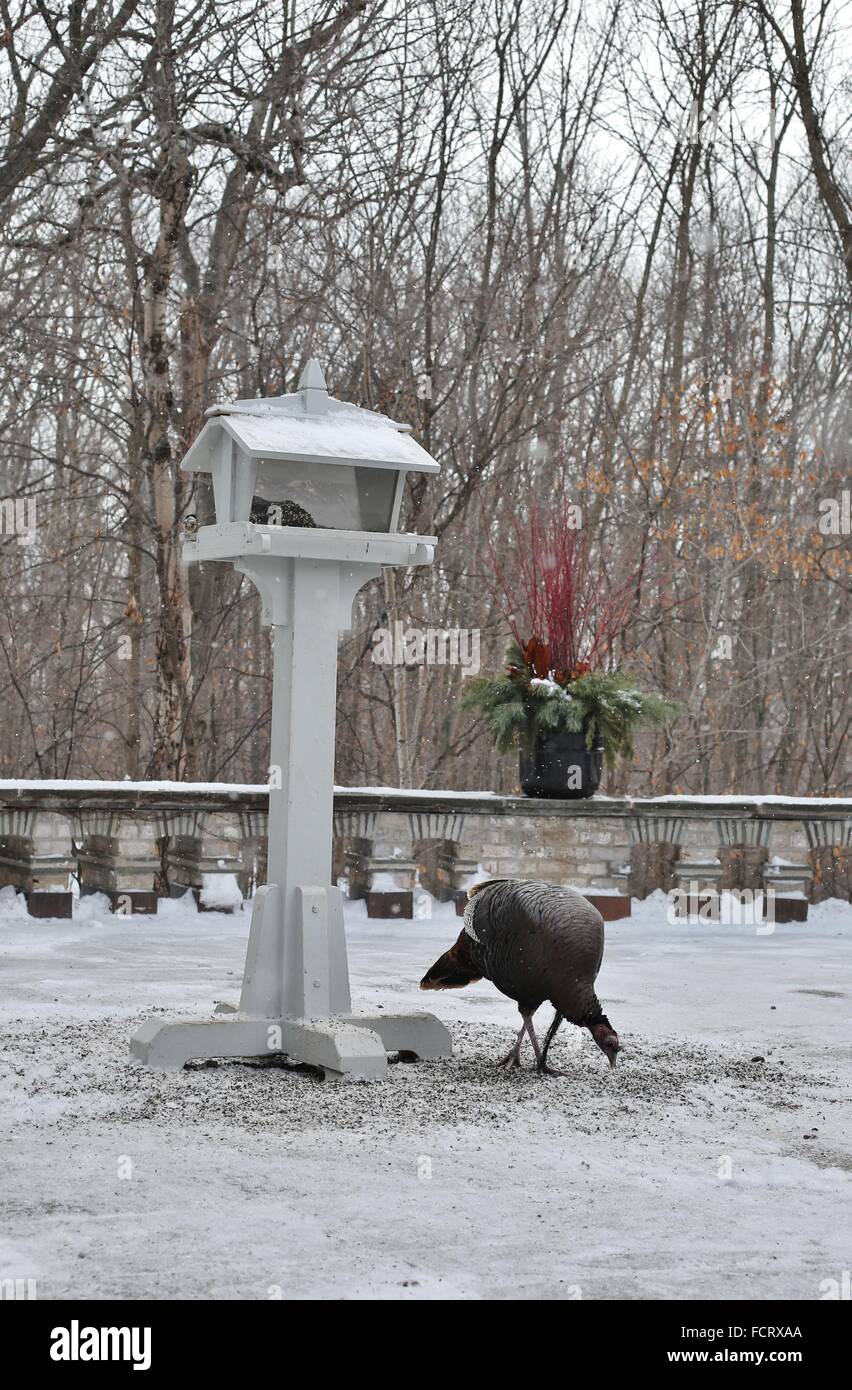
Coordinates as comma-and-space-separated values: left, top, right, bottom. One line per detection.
181, 358, 438, 534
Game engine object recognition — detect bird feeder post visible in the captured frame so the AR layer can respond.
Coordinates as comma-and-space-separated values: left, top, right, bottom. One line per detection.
130, 361, 452, 1080
235, 555, 368, 1024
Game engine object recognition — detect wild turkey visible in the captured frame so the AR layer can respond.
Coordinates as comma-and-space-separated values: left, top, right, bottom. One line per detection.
420, 879, 620, 1074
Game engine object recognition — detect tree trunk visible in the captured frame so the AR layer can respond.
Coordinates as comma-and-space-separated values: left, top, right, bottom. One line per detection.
142, 151, 195, 779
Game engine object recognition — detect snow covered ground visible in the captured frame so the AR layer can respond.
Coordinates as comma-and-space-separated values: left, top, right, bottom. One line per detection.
1, 889, 850, 1301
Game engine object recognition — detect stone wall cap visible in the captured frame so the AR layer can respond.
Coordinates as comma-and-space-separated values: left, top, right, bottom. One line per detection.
0, 780, 849, 820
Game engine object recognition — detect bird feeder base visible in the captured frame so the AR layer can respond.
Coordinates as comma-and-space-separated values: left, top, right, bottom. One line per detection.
129, 1009, 451, 1081
130, 881, 453, 1081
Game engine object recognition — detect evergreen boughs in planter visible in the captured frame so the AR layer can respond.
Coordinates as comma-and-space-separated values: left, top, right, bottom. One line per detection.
462, 638, 677, 768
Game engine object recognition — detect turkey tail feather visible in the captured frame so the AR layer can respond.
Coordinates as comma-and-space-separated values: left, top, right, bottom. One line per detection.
420, 943, 482, 991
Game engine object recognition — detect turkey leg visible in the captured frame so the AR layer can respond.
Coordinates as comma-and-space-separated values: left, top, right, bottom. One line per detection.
536, 1010, 564, 1076
496, 1019, 528, 1069
498, 1012, 554, 1074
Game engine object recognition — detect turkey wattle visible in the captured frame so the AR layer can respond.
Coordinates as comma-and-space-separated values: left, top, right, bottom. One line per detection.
420, 879, 621, 1075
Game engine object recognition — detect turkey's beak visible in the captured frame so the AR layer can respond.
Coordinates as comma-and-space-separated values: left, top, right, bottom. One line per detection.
609, 1054, 617, 1069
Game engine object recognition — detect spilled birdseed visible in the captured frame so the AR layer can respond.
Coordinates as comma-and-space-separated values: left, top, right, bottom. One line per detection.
1, 1012, 843, 1142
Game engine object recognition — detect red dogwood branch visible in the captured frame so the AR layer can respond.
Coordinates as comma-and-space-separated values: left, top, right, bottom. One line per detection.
479, 494, 640, 674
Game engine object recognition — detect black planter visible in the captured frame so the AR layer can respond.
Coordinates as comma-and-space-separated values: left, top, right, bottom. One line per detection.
519, 728, 603, 799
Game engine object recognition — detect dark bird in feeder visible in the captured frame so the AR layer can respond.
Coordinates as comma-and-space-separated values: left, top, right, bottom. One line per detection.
420, 879, 620, 1074
250, 497, 317, 528
181, 513, 198, 535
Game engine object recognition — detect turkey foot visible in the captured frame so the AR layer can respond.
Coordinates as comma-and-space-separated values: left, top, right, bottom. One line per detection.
536, 1060, 563, 1077
496, 1021, 527, 1069
521, 1013, 561, 1076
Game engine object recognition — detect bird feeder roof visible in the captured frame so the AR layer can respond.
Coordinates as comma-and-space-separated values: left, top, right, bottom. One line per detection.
181, 359, 439, 475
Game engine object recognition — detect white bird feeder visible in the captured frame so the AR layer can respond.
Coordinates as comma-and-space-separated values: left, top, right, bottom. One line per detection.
130, 361, 451, 1079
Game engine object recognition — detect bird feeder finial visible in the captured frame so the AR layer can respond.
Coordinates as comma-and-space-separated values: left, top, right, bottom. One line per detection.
298, 357, 329, 414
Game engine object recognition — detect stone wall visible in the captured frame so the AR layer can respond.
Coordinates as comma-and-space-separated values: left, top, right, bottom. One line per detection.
0, 782, 847, 903
366, 808, 811, 890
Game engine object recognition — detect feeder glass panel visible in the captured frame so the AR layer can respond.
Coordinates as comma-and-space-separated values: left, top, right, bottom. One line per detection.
251, 459, 398, 532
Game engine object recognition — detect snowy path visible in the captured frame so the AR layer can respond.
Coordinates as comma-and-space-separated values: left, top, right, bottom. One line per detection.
1, 892, 850, 1301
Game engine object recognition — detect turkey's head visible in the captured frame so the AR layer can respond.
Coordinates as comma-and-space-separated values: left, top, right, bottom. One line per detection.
589, 1018, 620, 1068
